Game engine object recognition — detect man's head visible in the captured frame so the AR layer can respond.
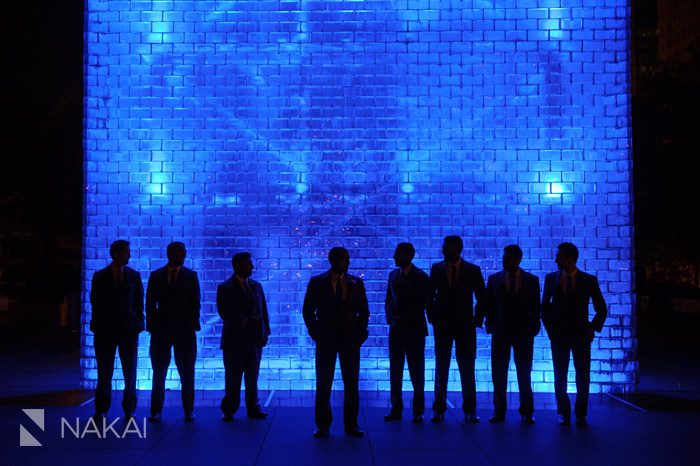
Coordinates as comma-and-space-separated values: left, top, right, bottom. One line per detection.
502, 244, 523, 274
442, 235, 463, 263
109, 240, 130, 267
328, 246, 350, 275
166, 241, 187, 267
232, 252, 253, 278
555, 242, 579, 272
393, 242, 415, 269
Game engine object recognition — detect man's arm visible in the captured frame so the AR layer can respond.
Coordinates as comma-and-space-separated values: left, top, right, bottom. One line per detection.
191, 271, 201, 331
384, 275, 394, 326
589, 276, 607, 332
134, 271, 145, 332
426, 264, 438, 324
261, 285, 271, 341
484, 275, 496, 334
145, 271, 157, 333
216, 283, 231, 320
540, 275, 554, 335
89, 271, 104, 331
473, 266, 487, 328
302, 279, 319, 339
417, 271, 430, 319
357, 279, 370, 331
530, 275, 541, 336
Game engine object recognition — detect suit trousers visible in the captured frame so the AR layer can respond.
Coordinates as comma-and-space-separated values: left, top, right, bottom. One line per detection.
491, 330, 535, 417
221, 341, 263, 415
433, 322, 477, 415
149, 329, 197, 415
388, 329, 425, 416
314, 342, 360, 430
550, 335, 591, 418
94, 331, 138, 415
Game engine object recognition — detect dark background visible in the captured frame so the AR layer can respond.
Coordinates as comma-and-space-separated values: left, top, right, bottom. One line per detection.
1, 1, 698, 399
1, 2, 84, 394
1, 2, 84, 301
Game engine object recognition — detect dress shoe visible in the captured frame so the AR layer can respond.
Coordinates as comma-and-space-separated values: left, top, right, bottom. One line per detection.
465, 414, 480, 423
384, 411, 402, 422
344, 428, 365, 438
147, 413, 161, 422
312, 428, 329, 438
412, 415, 424, 424
248, 411, 268, 420
575, 416, 587, 427
92, 412, 106, 423
559, 416, 571, 426
521, 415, 536, 424
430, 413, 444, 423
221, 413, 233, 422
184, 412, 196, 422
123, 411, 135, 421
489, 414, 505, 423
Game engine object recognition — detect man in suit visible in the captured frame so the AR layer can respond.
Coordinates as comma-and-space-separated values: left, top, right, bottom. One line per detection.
384, 242, 430, 423
485, 244, 540, 424
428, 235, 486, 423
542, 242, 607, 427
303, 246, 370, 438
218, 252, 271, 421
146, 241, 201, 422
90, 239, 144, 420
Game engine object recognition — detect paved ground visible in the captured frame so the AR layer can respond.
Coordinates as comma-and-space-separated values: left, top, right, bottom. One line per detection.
2, 300, 699, 465
2, 390, 699, 466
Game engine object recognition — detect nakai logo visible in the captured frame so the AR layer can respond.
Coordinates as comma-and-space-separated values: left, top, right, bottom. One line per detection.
19, 409, 45, 447
19, 409, 148, 446
61, 416, 148, 439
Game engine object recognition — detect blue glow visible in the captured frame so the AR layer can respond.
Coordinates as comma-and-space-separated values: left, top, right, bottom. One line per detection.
401, 184, 415, 194
83, 0, 635, 393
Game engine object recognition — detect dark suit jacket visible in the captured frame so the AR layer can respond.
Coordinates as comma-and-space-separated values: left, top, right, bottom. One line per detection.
146, 266, 201, 333
427, 259, 487, 328
541, 269, 607, 341
485, 270, 541, 337
303, 271, 370, 348
217, 276, 271, 349
90, 265, 144, 334
385, 266, 430, 339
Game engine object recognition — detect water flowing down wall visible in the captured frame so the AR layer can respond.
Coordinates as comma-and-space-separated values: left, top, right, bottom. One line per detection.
83, 0, 635, 392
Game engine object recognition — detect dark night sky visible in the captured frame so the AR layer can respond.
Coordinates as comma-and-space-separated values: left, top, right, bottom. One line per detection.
1, 2, 84, 294
2, 1, 83, 208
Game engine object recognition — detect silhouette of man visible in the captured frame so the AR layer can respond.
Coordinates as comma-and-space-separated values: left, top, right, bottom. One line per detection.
90, 240, 144, 420
218, 252, 271, 421
485, 244, 540, 424
303, 247, 370, 438
428, 235, 486, 423
384, 242, 430, 423
146, 241, 201, 422
542, 242, 607, 427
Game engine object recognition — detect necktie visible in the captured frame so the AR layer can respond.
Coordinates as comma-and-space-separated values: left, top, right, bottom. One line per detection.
448, 264, 455, 288
508, 274, 516, 296
397, 272, 405, 289
169, 269, 177, 288
334, 276, 343, 304
565, 274, 573, 296
115, 268, 123, 284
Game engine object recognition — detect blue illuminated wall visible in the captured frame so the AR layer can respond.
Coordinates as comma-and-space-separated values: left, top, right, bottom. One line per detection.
83, 0, 635, 393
